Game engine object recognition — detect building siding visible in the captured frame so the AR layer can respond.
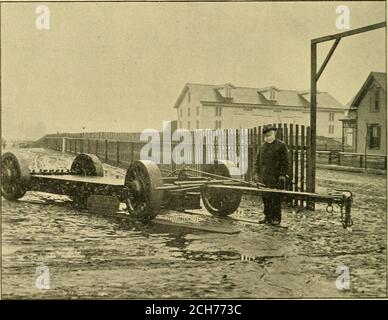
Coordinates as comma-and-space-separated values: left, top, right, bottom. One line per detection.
185, 100, 344, 138
175, 84, 346, 139
355, 79, 387, 155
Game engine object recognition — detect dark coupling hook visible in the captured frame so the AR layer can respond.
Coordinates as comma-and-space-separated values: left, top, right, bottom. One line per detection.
326, 203, 334, 213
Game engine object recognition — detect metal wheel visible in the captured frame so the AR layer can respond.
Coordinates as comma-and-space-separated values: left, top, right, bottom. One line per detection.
70, 153, 104, 177
1, 152, 30, 200
124, 160, 163, 220
201, 160, 242, 216
70, 153, 104, 209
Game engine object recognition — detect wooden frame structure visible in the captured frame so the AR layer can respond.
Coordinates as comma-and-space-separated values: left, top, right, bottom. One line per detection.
308, 22, 386, 195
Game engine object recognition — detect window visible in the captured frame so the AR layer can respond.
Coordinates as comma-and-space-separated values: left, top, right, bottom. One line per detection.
329, 112, 335, 121
269, 90, 276, 100
368, 124, 381, 149
188, 108, 191, 117
329, 125, 334, 134
179, 121, 183, 128
215, 120, 222, 129
187, 121, 191, 130
226, 87, 231, 98
188, 92, 191, 103
196, 106, 200, 116
196, 120, 199, 129
215, 106, 222, 116
180, 109, 183, 118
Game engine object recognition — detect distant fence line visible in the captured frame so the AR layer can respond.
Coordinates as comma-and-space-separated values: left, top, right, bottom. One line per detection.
316, 151, 387, 171
41, 131, 142, 142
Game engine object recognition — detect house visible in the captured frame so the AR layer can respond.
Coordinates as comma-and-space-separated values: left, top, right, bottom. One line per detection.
173, 83, 346, 139
340, 72, 386, 155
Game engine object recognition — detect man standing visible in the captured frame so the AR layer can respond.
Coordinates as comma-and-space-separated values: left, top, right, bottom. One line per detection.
255, 124, 289, 226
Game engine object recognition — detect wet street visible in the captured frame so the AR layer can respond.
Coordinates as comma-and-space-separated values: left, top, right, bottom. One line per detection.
1, 148, 386, 298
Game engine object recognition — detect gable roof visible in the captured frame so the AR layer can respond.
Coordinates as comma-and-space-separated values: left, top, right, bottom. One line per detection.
173, 83, 345, 110
350, 72, 386, 109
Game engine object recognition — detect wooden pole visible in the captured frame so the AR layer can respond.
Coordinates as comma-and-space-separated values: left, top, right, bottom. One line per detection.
309, 42, 317, 194
300, 125, 306, 207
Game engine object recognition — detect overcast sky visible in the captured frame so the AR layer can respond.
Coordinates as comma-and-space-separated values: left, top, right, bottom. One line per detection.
1, 1, 386, 139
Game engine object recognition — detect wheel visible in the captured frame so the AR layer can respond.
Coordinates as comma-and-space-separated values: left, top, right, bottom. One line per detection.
70, 153, 104, 177
201, 160, 242, 216
1, 152, 30, 200
124, 160, 163, 220
69, 153, 104, 209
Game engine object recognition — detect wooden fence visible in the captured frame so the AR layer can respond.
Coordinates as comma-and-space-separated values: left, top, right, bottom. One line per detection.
43, 123, 312, 208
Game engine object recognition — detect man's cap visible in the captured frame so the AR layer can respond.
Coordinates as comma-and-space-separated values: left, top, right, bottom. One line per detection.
262, 124, 277, 134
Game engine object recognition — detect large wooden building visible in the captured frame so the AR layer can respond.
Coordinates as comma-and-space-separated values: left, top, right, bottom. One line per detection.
174, 83, 346, 139
340, 72, 386, 155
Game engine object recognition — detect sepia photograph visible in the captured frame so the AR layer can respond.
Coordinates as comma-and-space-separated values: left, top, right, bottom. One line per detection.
0, 0, 386, 301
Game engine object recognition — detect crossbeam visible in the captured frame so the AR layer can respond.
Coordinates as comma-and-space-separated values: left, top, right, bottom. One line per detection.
312, 22, 386, 44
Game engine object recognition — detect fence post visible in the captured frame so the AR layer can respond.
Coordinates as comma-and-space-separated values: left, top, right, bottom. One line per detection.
105, 140, 108, 161
300, 125, 305, 207
289, 124, 294, 206
116, 141, 120, 164
130, 142, 135, 164
294, 125, 299, 205
226, 129, 229, 161
283, 124, 290, 191
62, 137, 66, 153
306, 127, 314, 210
384, 156, 387, 170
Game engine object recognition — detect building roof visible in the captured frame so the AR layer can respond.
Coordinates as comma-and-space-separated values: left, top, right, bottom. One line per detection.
349, 72, 386, 109
173, 83, 345, 110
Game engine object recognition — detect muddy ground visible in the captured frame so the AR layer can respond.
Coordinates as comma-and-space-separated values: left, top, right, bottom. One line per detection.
1, 148, 386, 299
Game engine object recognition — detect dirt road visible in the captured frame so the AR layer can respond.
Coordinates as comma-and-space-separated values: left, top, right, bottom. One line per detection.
1, 148, 386, 298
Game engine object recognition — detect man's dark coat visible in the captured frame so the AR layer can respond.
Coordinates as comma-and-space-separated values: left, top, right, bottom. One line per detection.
255, 139, 289, 188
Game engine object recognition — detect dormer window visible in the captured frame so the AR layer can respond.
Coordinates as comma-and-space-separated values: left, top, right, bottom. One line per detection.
216, 84, 235, 100
258, 87, 278, 101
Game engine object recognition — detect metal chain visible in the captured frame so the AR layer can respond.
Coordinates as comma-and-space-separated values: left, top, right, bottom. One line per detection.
340, 203, 353, 229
